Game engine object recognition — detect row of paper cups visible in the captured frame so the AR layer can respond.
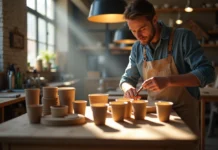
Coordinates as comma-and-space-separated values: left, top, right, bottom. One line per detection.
88, 94, 173, 125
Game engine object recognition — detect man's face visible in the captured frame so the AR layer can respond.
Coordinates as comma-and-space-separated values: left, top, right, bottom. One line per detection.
127, 16, 155, 45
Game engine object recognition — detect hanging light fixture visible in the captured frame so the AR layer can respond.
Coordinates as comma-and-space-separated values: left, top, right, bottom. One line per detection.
184, 0, 193, 12
113, 23, 137, 44
176, 12, 183, 25
88, 0, 127, 23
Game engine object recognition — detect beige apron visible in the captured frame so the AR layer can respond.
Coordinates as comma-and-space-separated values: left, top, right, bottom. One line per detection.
142, 28, 199, 136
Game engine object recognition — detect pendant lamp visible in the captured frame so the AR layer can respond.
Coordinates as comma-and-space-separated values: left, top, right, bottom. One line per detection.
113, 23, 136, 44
184, 0, 193, 12
88, 0, 127, 23
176, 12, 183, 25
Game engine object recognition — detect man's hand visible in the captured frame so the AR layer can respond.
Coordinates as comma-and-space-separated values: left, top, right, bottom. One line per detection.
124, 87, 141, 99
142, 76, 170, 92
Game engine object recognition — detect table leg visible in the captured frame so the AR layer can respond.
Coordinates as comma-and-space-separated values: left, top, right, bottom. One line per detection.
201, 99, 205, 150
0, 107, 4, 123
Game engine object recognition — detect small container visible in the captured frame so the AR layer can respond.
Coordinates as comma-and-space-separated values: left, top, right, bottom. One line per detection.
50, 105, 68, 118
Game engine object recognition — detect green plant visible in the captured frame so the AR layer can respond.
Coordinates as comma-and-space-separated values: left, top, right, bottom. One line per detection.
39, 50, 56, 63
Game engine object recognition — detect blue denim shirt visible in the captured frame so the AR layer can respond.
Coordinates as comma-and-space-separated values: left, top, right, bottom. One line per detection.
120, 21, 216, 100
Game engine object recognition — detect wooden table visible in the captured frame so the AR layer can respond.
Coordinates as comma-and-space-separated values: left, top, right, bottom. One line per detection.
108, 87, 218, 150
0, 93, 25, 123
200, 87, 218, 150
0, 107, 197, 150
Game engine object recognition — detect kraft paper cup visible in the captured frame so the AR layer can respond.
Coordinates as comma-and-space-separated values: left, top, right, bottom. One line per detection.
58, 87, 75, 114
132, 100, 148, 120
50, 105, 68, 118
116, 98, 133, 118
110, 101, 127, 122
43, 87, 58, 98
88, 94, 108, 105
73, 100, 87, 115
91, 103, 108, 125
25, 88, 40, 106
27, 104, 42, 124
155, 101, 173, 122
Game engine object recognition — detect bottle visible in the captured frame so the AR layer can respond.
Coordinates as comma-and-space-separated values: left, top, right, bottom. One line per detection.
8, 71, 15, 90
15, 68, 22, 89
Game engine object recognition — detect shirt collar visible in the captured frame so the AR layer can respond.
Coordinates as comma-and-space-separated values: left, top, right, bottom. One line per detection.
158, 20, 171, 40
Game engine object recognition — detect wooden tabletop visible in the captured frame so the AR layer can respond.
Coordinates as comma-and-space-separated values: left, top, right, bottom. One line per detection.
0, 92, 25, 107
200, 87, 218, 98
0, 107, 197, 148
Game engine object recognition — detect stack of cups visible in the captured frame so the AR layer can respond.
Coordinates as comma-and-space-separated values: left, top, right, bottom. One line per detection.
42, 87, 59, 115
25, 88, 40, 106
25, 88, 42, 124
58, 87, 75, 114
88, 93, 109, 126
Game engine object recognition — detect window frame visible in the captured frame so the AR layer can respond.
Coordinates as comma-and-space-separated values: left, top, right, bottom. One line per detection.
27, 0, 56, 65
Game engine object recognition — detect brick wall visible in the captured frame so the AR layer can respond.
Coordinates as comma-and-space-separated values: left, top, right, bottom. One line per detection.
0, 0, 3, 72
0, 0, 27, 73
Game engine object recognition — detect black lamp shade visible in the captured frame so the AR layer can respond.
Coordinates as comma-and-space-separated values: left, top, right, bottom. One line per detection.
88, 0, 127, 23
114, 24, 136, 44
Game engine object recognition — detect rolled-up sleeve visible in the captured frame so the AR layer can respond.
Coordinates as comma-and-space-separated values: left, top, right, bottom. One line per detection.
183, 30, 216, 87
119, 43, 141, 89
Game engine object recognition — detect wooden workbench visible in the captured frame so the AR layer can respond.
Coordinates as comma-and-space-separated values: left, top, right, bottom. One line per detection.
0, 107, 197, 150
0, 93, 25, 123
200, 87, 218, 150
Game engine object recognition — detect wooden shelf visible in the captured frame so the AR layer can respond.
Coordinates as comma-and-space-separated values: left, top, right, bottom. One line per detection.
156, 8, 218, 13
201, 44, 218, 48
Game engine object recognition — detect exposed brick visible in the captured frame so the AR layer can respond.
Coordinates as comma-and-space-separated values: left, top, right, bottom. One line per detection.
0, 0, 27, 72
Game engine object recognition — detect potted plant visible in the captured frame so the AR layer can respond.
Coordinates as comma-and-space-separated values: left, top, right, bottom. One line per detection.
39, 50, 56, 72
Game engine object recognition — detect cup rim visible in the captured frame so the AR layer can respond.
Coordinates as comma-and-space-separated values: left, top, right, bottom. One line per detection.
132, 100, 148, 104
88, 93, 109, 96
58, 87, 75, 91
155, 101, 173, 106
73, 100, 87, 103
91, 103, 108, 107
109, 101, 128, 105
116, 98, 134, 102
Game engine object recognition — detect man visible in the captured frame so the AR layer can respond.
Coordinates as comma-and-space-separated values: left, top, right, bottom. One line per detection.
120, 0, 215, 135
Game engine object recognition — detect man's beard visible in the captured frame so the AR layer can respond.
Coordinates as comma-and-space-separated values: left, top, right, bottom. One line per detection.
140, 23, 156, 45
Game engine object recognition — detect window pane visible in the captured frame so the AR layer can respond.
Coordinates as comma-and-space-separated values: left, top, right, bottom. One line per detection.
48, 45, 54, 53
37, 0, 45, 15
46, 0, 54, 19
27, 0, 35, 10
27, 13, 36, 40
27, 40, 37, 67
48, 23, 54, 45
39, 43, 46, 52
38, 18, 46, 42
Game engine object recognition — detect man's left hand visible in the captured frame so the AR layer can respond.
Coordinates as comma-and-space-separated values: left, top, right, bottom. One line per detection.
142, 76, 170, 92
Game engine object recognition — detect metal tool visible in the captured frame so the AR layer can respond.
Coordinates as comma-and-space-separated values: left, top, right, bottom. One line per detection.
135, 86, 143, 97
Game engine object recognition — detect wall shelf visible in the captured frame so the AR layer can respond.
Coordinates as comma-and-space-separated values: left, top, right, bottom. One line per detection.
156, 8, 218, 13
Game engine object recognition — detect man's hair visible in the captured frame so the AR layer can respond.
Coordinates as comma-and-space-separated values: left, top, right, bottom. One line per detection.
124, 0, 156, 21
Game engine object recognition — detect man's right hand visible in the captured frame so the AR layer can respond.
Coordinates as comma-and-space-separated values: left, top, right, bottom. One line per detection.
122, 82, 141, 99
124, 87, 137, 98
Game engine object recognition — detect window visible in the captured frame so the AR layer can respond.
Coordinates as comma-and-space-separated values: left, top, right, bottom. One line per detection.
27, 0, 55, 67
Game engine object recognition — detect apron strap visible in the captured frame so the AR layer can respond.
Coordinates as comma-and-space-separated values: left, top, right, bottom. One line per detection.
168, 28, 175, 54
144, 27, 176, 61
